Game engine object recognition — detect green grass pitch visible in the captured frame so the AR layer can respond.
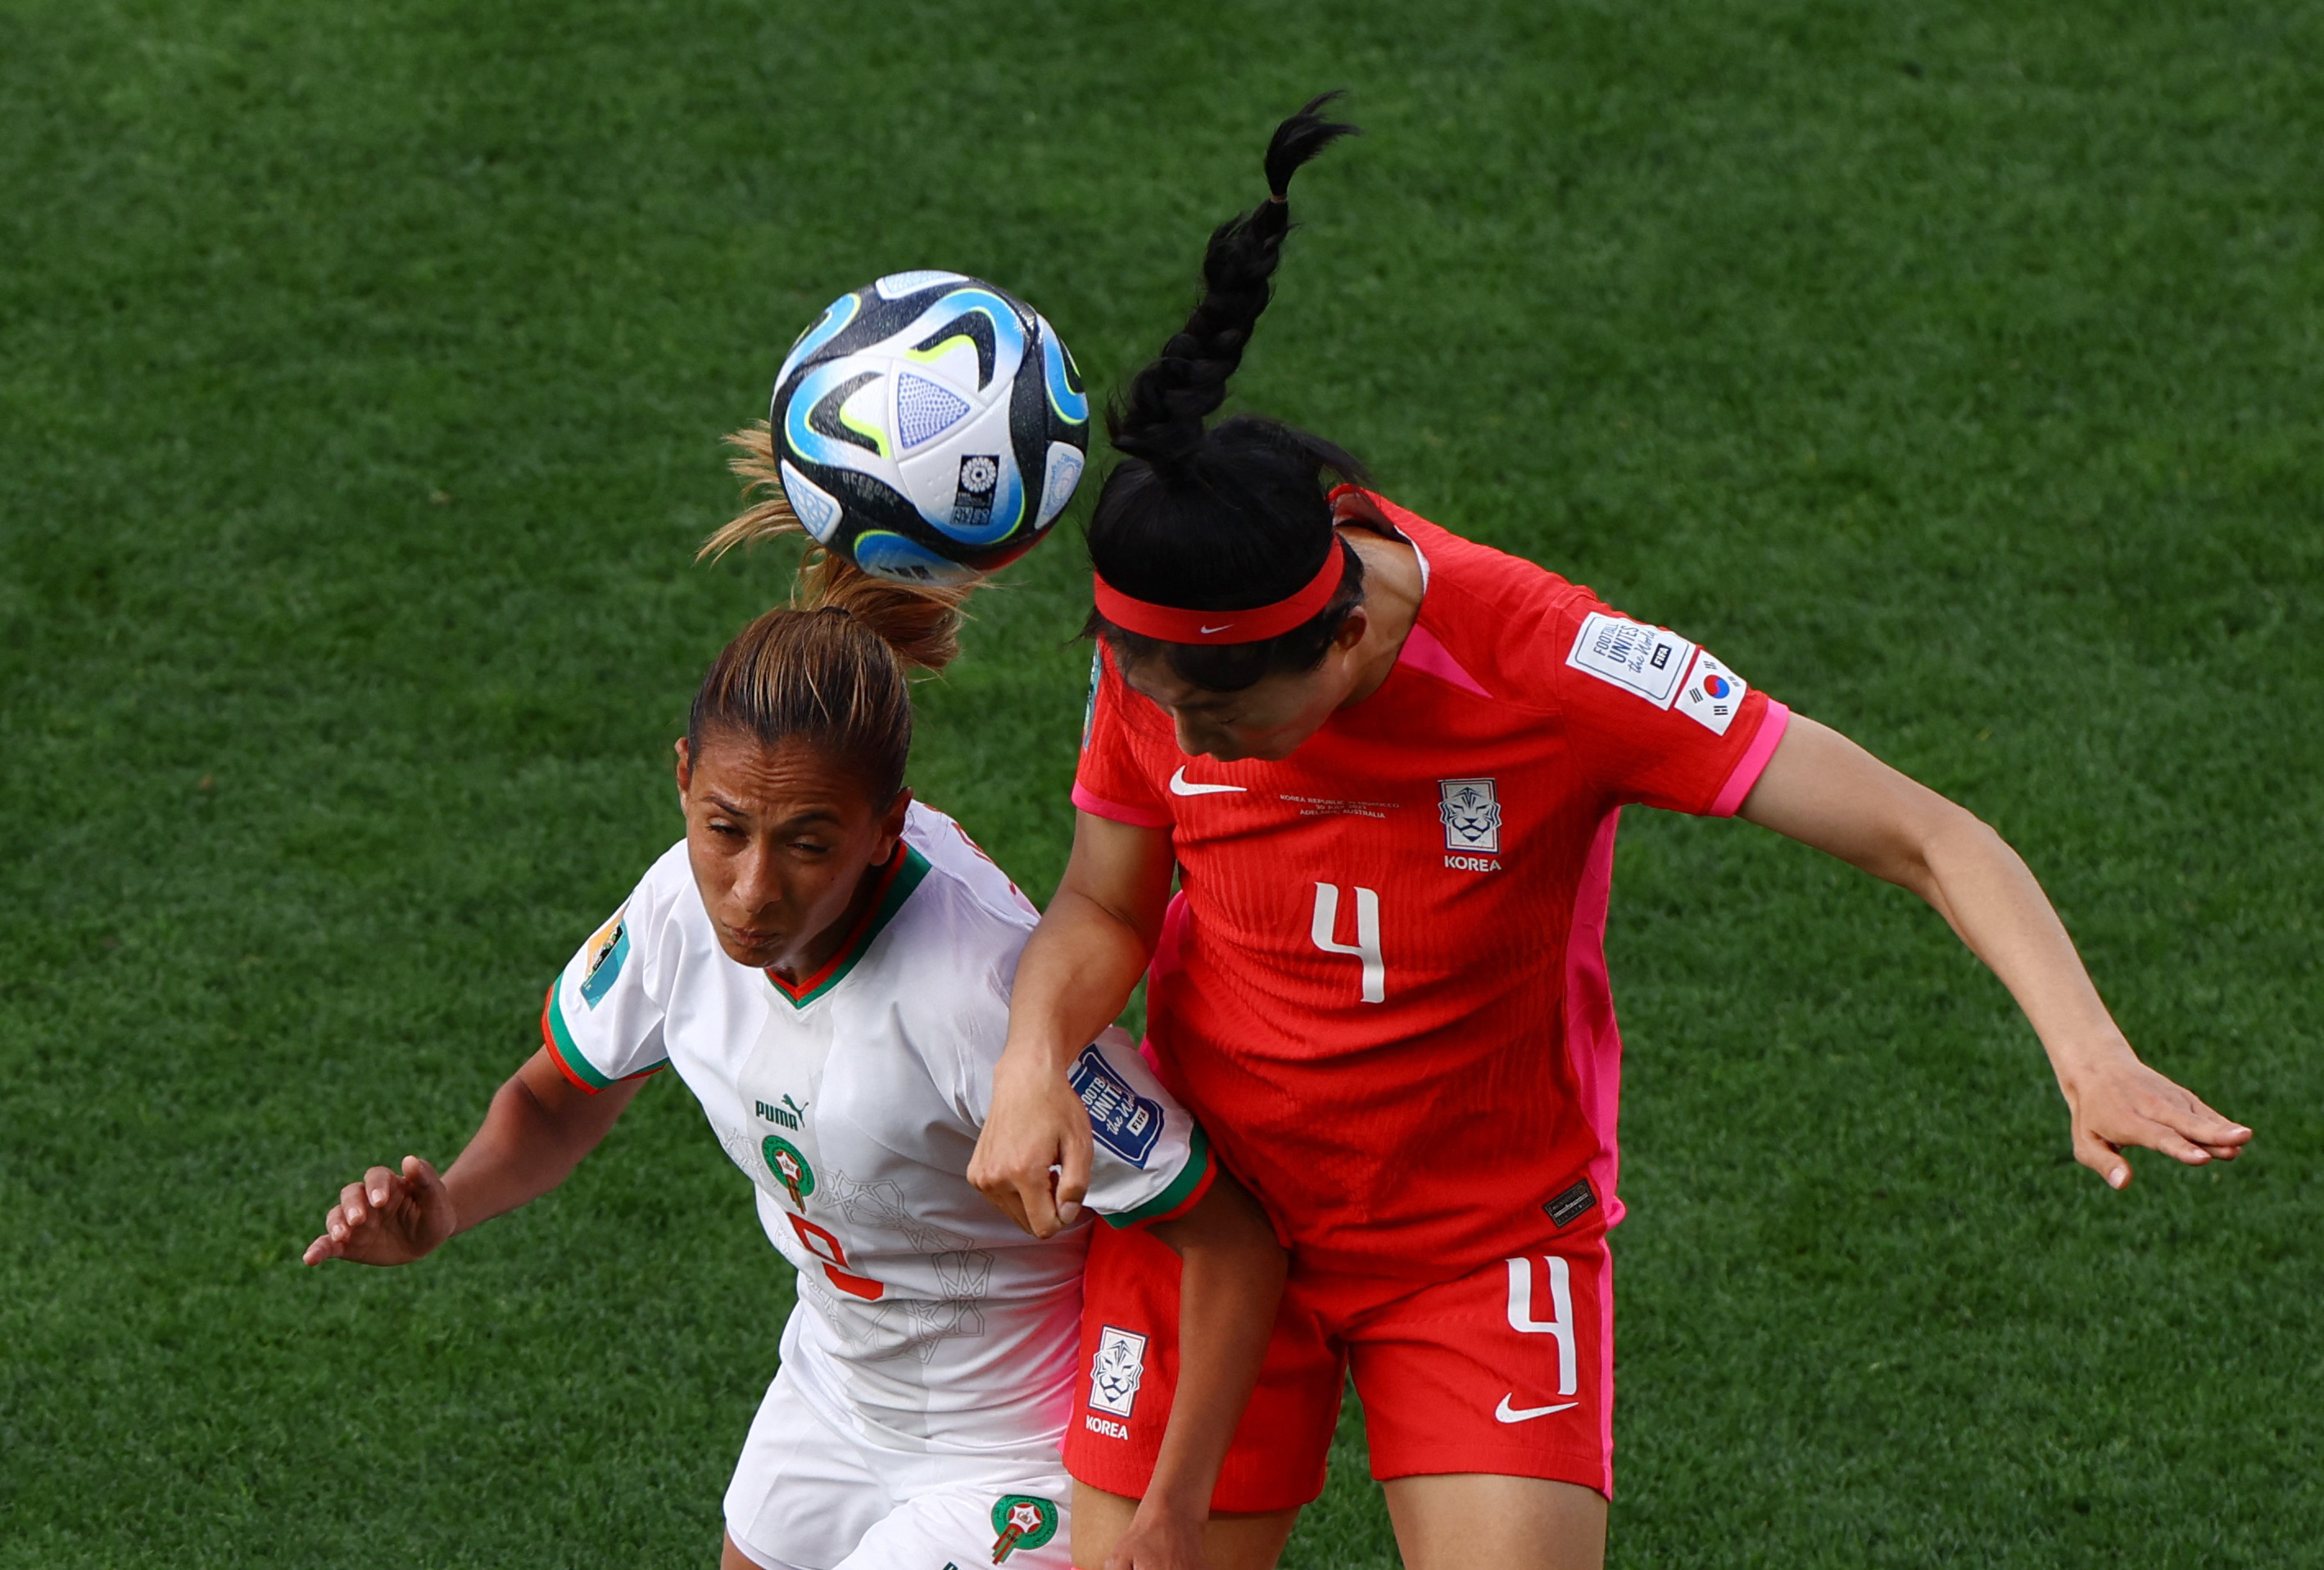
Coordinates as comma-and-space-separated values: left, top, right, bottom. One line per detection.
2, 1, 2319, 1564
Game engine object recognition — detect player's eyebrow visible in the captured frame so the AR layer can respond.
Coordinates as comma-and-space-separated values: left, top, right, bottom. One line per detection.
703, 792, 844, 827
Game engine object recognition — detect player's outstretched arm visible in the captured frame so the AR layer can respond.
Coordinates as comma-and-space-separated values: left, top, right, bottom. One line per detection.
1737, 713, 2253, 1188
1099, 1171, 1288, 1570
971, 811, 1176, 1238
301, 1046, 641, 1265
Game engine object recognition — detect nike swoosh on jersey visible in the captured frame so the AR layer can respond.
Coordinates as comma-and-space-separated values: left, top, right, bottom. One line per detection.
1168, 767, 1248, 796
1493, 1395, 1580, 1423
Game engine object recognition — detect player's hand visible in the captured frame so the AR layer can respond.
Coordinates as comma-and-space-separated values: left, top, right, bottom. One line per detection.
968, 1046, 1093, 1239
302, 1155, 457, 1265
2060, 1049, 2251, 1189
1104, 1503, 1211, 1570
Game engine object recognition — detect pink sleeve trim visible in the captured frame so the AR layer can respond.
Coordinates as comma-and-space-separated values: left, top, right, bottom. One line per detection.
1071, 780, 1173, 829
1709, 701, 1791, 817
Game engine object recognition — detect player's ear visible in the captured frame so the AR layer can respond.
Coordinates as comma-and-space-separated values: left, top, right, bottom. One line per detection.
875, 786, 913, 862
674, 736, 693, 796
1328, 604, 1370, 658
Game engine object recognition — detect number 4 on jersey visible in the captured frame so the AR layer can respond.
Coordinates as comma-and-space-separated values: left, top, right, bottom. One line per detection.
1311, 883, 1385, 1003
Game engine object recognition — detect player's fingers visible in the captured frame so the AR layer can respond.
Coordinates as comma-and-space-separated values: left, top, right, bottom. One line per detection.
402, 1154, 442, 1192
340, 1179, 373, 1226
324, 1202, 353, 1242
303, 1232, 339, 1265
2163, 1098, 2251, 1152
2073, 1128, 2130, 1190
2136, 1124, 2213, 1166
1017, 1172, 1063, 1239
363, 1164, 404, 1210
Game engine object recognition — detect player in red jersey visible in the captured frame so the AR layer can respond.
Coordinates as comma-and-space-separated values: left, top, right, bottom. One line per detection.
969, 97, 2253, 1570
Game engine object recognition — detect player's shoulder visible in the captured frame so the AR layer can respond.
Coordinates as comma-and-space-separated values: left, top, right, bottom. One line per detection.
1359, 492, 1605, 708
886, 803, 1037, 980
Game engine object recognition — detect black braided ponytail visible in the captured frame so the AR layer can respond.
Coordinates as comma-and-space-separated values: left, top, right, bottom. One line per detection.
1089, 93, 1369, 692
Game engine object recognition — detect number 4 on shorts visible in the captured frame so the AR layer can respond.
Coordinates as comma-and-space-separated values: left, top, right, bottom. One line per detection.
1506, 1256, 1579, 1397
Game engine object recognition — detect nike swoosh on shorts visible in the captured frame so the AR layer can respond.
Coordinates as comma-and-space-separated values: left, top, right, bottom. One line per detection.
1168, 767, 1248, 796
1493, 1394, 1580, 1423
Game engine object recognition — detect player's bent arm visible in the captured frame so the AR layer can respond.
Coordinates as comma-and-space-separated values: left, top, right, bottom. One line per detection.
302, 1047, 641, 1266
1737, 713, 2252, 1188
1110, 1171, 1289, 1570
971, 812, 1176, 1238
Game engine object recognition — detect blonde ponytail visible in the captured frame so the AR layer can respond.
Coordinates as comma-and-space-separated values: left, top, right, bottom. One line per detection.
687, 424, 994, 799
704, 422, 975, 673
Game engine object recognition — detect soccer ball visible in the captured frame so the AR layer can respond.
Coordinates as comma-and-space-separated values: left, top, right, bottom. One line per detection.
769, 271, 1090, 585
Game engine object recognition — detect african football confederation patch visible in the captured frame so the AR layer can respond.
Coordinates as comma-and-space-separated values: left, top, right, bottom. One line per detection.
761, 1134, 816, 1206
989, 1494, 1059, 1563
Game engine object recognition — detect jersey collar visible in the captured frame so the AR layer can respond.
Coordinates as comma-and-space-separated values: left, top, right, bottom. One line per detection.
763, 844, 931, 1009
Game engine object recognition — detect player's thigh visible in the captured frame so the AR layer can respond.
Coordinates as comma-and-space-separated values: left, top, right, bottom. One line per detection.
1068, 1481, 1301, 1570
1381, 1473, 1606, 1570
831, 1484, 1070, 1569
1345, 1229, 1616, 1554
723, 1369, 890, 1570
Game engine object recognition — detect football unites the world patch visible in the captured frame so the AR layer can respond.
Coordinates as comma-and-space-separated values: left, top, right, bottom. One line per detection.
1070, 1045, 1163, 1168
988, 1494, 1060, 1563
1566, 611, 1750, 734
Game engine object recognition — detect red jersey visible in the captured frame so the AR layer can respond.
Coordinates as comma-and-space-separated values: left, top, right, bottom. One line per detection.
1071, 491, 1791, 1275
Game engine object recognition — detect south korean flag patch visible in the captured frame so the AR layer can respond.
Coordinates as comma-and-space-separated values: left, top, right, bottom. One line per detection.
1674, 649, 1748, 735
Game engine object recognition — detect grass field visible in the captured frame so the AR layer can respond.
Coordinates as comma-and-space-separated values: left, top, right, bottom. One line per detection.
3, 1, 2320, 1564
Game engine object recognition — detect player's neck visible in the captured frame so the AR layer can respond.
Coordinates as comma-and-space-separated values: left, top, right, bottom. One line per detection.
766, 854, 891, 985
1338, 527, 1425, 709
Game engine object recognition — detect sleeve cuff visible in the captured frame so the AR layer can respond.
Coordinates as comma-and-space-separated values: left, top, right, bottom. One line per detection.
1708, 700, 1791, 817
1071, 780, 1173, 830
540, 984, 664, 1094
1106, 1125, 1218, 1230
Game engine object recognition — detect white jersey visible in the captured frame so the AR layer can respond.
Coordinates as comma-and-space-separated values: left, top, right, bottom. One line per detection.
542, 802, 1216, 1458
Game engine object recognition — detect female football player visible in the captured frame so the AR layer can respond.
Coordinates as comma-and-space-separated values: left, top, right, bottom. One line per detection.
967, 97, 2253, 1570
304, 437, 1286, 1570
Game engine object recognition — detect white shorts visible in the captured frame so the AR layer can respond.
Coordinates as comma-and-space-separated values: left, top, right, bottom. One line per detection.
724, 1367, 1075, 1570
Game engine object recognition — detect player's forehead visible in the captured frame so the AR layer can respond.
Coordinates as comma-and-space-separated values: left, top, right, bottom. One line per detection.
690, 733, 877, 824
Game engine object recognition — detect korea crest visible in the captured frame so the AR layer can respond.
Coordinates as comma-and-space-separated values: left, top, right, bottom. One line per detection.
1438, 777, 1502, 853
1089, 1324, 1148, 1417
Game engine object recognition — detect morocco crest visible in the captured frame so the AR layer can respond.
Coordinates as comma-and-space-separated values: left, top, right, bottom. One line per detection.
761, 1134, 816, 1207
989, 1495, 1060, 1563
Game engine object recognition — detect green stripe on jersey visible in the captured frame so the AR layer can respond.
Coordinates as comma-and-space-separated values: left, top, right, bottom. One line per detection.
1108, 1123, 1213, 1228
768, 845, 931, 1009
545, 987, 616, 1090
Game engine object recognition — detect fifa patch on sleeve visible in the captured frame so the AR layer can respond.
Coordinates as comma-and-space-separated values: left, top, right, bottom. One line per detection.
1566, 612, 1696, 708
579, 907, 629, 1008
1071, 1044, 1163, 1168
1674, 649, 1749, 735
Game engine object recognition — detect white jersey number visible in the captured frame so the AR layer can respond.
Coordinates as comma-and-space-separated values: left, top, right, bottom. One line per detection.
1506, 1256, 1579, 1396
1311, 883, 1385, 1004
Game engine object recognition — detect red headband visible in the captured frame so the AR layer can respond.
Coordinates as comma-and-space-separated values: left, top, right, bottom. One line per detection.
1092, 545, 1348, 645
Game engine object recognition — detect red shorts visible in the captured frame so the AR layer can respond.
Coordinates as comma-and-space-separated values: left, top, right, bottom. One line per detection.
1063, 1218, 1615, 1513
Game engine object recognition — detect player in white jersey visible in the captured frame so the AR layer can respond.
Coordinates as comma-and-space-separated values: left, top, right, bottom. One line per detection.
302, 446, 1286, 1570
